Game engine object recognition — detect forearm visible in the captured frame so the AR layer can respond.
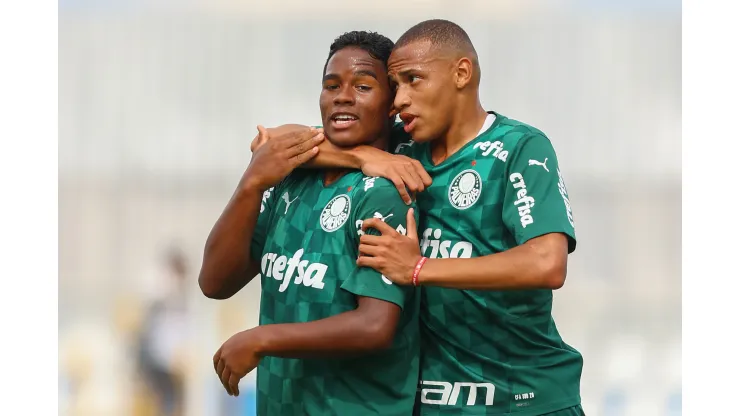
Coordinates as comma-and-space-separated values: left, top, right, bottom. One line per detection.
419, 235, 567, 290
199, 178, 263, 299
252, 308, 396, 359
300, 139, 365, 169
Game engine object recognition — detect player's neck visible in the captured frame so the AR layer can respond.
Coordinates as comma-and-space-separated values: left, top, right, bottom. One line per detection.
432, 99, 487, 164
323, 132, 389, 186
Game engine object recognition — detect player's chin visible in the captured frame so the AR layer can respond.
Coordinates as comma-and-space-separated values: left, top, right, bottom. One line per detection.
325, 128, 371, 148
409, 126, 436, 143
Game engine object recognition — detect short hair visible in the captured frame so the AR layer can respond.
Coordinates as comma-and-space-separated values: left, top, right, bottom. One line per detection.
323, 31, 395, 75
395, 19, 477, 58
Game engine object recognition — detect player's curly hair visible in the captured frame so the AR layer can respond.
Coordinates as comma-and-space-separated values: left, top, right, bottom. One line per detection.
323, 31, 395, 75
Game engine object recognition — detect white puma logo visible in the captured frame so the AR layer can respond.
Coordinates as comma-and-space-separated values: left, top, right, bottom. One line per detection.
373, 212, 394, 222
528, 158, 549, 172
282, 192, 299, 214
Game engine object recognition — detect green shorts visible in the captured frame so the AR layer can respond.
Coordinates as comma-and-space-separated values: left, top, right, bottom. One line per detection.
541, 404, 586, 416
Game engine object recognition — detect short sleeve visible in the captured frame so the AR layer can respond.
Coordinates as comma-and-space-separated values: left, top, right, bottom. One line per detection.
250, 186, 278, 261
502, 134, 577, 253
341, 180, 419, 308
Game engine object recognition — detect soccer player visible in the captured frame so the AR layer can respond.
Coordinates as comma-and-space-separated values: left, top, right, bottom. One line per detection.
262, 20, 585, 416
198, 31, 420, 415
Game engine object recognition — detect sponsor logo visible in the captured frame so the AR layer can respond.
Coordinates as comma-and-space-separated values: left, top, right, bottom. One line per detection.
448, 169, 482, 210
320, 194, 351, 232
260, 249, 327, 293
420, 228, 473, 259
509, 173, 535, 228
473, 140, 508, 162
557, 168, 575, 227
420, 381, 496, 406
394, 141, 413, 154
362, 176, 378, 191
260, 187, 274, 213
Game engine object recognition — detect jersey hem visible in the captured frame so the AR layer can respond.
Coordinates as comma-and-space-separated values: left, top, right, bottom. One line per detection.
341, 283, 406, 310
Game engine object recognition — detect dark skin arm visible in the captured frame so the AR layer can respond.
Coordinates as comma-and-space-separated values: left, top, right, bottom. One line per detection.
357, 209, 570, 290
213, 296, 400, 396
197, 184, 263, 299
253, 124, 432, 204
198, 127, 324, 299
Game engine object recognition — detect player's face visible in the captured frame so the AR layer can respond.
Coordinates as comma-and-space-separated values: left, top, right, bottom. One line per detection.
388, 40, 457, 143
320, 47, 393, 147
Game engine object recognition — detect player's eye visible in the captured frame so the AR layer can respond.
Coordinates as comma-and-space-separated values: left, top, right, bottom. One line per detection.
323, 83, 339, 90
356, 85, 372, 92
409, 75, 421, 84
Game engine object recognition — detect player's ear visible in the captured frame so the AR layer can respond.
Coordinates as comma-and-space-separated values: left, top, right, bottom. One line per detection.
455, 57, 474, 89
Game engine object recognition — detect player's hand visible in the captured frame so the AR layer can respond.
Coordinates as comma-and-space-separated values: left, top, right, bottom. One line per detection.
213, 329, 262, 397
250, 124, 321, 153
359, 153, 432, 205
357, 208, 421, 285
243, 125, 324, 191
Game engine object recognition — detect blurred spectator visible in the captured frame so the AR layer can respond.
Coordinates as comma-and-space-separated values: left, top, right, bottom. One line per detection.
135, 247, 192, 416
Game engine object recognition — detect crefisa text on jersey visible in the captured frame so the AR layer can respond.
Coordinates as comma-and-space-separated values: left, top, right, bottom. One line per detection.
509, 173, 536, 228
260, 249, 328, 292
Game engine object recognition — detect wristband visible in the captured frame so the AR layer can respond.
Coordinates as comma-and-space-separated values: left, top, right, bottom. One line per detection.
412, 257, 428, 287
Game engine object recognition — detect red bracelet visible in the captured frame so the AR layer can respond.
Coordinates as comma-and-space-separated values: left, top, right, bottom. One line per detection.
412, 257, 428, 287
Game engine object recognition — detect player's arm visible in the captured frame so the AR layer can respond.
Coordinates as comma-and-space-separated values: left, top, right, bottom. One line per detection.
418, 233, 569, 290
198, 127, 323, 299
359, 134, 577, 290
256, 124, 431, 204
248, 296, 401, 358
213, 295, 402, 396
213, 184, 417, 396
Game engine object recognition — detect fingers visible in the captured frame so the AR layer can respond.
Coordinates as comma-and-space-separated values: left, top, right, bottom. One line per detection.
220, 366, 233, 395
389, 176, 413, 205
288, 145, 320, 166
411, 159, 433, 187
362, 218, 397, 235
400, 164, 423, 194
356, 255, 381, 269
405, 208, 418, 241
229, 373, 241, 397
358, 243, 383, 257
359, 234, 384, 246
283, 127, 320, 147
286, 130, 325, 158
213, 348, 222, 374
256, 125, 270, 148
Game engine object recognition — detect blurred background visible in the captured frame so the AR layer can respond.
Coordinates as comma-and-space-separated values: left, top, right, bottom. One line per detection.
58, 1, 681, 415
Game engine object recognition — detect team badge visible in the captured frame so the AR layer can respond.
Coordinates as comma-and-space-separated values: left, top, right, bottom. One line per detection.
320, 194, 351, 232
448, 169, 482, 209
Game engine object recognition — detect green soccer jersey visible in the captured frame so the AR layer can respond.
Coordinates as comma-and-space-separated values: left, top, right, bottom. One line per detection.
393, 112, 583, 415
250, 169, 421, 416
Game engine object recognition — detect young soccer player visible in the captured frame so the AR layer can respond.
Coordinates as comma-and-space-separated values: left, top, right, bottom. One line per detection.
198, 31, 420, 415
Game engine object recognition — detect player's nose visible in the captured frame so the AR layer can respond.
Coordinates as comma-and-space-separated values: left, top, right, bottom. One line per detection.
333, 86, 355, 106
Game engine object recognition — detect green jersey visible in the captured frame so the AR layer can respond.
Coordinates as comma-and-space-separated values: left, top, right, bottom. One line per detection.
394, 112, 582, 415
250, 170, 420, 416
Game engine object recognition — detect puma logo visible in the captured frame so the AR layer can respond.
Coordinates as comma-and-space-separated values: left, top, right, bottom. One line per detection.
528, 158, 549, 172
373, 212, 394, 222
282, 192, 299, 214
